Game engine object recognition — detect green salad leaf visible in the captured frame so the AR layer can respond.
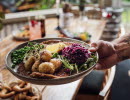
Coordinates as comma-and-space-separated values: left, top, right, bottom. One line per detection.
58, 55, 74, 70
52, 53, 58, 58
79, 54, 97, 70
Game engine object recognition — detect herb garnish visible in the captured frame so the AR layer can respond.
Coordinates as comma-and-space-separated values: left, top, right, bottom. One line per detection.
11, 42, 44, 68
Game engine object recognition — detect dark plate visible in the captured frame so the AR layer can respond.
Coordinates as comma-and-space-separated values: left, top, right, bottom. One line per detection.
5, 38, 98, 85
13, 36, 29, 41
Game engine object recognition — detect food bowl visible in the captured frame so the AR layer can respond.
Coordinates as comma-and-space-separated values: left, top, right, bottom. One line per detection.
6, 38, 98, 85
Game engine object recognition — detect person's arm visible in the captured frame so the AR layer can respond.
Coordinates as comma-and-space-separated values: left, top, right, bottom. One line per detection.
113, 33, 130, 61
90, 33, 130, 70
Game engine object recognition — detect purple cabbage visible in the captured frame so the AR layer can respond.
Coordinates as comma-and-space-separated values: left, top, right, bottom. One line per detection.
62, 43, 91, 65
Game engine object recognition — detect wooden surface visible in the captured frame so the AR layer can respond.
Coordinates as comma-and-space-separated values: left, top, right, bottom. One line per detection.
0, 18, 106, 100
65, 18, 106, 42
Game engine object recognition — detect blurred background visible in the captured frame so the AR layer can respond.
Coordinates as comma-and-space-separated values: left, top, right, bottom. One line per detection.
0, 0, 128, 41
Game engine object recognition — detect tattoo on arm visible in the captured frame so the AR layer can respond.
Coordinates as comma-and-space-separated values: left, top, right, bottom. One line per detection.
122, 37, 130, 44
113, 34, 130, 61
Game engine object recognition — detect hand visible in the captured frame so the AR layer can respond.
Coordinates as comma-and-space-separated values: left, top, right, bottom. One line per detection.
89, 40, 119, 70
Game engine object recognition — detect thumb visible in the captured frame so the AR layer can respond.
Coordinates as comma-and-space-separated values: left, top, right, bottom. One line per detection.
89, 40, 104, 52
89, 42, 98, 52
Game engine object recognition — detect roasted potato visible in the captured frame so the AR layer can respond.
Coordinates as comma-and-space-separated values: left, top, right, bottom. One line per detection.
40, 50, 52, 62
32, 60, 40, 72
24, 56, 35, 71
38, 62, 55, 74
50, 59, 62, 71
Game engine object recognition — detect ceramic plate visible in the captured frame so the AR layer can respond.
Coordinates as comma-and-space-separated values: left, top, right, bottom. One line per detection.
6, 38, 98, 85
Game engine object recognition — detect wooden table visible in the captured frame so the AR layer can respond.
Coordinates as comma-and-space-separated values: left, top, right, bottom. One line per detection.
0, 18, 106, 100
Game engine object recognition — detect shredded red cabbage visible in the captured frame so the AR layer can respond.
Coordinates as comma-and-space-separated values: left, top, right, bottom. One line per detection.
62, 43, 91, 65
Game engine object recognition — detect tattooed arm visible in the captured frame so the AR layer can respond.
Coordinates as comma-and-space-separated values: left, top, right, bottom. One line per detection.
89, 33, 130, 70
113, 33, 130, 61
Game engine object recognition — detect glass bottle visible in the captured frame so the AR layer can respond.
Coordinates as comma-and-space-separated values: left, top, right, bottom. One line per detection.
35, 15, 46, 37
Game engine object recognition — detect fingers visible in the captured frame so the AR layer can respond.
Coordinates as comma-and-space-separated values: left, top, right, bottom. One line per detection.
95, 53, 118, 70
89, 40, 104, 52
89, 43, 97, 52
